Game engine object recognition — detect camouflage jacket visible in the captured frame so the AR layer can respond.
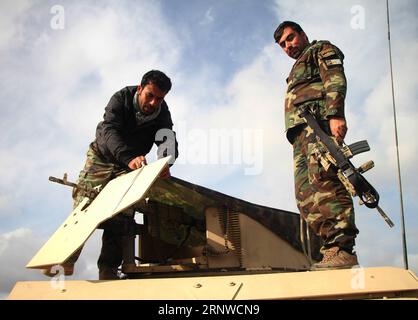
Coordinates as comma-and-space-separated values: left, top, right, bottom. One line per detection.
284, 40, 347, 142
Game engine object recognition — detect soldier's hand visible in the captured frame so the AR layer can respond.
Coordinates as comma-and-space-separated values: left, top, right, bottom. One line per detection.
159, 166, 171, 179
329, 117, 347, 145
128, 156, 147, 170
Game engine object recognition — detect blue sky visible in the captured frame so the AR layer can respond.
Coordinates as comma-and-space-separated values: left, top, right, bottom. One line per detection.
0, 0, 417, 298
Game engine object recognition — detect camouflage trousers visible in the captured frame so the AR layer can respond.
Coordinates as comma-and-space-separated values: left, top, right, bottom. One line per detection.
68, 142, 129, 270
292, 126, 359, 254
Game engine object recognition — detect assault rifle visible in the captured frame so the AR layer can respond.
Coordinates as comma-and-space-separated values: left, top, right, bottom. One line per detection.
298, 105, 394, 228
48, 173, 101, 200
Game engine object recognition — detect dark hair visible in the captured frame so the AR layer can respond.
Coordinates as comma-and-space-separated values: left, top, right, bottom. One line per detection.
141, 70, 172, 93
273, 21, 304, 43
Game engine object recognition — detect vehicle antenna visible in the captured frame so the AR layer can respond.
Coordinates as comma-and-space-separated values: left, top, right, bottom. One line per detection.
386, 0, 408, 269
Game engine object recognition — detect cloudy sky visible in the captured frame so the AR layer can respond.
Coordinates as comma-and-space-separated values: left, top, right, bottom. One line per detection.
1, 0, 417, 298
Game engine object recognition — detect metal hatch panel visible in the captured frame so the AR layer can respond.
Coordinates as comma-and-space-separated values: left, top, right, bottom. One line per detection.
8, 267, 418, 300
26, 156, 171, 269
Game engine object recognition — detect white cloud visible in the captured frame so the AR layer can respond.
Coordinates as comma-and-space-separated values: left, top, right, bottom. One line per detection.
0, 194, 13, 214
200, 7, 214, 25
0, 0, 32, 51
0, 228, 46, 298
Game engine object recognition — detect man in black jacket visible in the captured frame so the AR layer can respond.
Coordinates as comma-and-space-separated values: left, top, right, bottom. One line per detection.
45, 70, 178, 279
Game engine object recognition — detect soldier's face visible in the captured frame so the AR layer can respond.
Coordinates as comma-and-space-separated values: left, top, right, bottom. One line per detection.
137, 83, 167, 114
278, 27, 309, 59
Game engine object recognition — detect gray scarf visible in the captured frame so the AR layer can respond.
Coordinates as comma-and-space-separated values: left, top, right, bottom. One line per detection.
133, 91, 161, 126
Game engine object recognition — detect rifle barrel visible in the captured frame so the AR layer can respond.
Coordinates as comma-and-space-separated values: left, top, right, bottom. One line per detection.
377, 205, 395, 228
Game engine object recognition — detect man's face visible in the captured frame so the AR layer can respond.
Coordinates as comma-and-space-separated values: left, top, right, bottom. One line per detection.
278, 26, 309, 59
137, 82, 167, 114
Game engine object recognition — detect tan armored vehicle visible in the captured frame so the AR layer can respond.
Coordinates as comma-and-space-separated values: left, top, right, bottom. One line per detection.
8, 157, 418, 300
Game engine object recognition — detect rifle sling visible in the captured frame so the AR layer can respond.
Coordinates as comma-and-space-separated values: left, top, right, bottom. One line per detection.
299, 109, 350, 171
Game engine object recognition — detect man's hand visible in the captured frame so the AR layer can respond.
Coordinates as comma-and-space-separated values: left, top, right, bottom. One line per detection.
159, 166, 171, 179
329, 117, 347, 145
128, 156, 147, 170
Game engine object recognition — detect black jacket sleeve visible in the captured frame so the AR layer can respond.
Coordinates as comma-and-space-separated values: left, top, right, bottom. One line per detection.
100, 93, 136, 166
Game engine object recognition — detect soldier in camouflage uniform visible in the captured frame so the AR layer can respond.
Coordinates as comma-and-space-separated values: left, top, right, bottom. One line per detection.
274, 21, 359, 270
44, 70, 179, 279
